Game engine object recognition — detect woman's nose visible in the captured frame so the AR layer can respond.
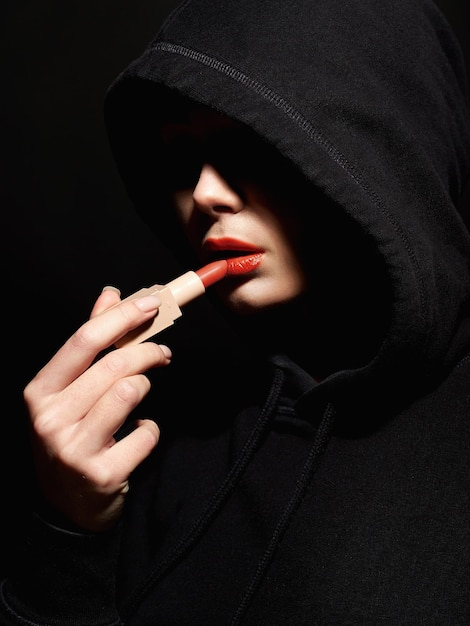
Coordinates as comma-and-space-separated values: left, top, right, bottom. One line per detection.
192, 163, 244, 215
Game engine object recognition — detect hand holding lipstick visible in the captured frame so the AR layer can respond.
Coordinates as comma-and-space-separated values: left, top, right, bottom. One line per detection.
22, 258, 258, 532
114, 260, 228, 347
24, 287, 172, 533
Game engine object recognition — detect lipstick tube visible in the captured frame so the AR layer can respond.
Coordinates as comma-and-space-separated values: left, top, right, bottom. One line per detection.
114, 260, 227, 347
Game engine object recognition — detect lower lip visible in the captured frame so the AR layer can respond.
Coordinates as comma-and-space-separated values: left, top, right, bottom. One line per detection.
226, 253, 263, 276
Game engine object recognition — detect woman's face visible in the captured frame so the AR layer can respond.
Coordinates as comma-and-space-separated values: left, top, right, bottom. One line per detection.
161, 105, 312, 314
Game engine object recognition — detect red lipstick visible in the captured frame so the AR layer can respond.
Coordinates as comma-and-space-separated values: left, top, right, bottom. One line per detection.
195, 260, 229, 287
115, 260, 227, 347
226, 253, 263, 275
204, 238, 264, 276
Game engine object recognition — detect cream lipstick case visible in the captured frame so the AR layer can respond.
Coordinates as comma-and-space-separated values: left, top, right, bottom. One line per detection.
113, 261, 228, 347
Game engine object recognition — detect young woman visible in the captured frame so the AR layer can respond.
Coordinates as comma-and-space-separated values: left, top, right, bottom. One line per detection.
2, 0, 469, 623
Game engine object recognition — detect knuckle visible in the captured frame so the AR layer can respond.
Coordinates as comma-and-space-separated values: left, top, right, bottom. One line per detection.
30, 405, 63, 440
24, 376, 47, 411
85, 458, 116, 491
72, 322, 102, 350
53, 443, 76, 467
103, 351, 129, 376
31, 414, 55, 440
118, 301, 137, 321
113, 377, 142, 404
23, 382, 36, 408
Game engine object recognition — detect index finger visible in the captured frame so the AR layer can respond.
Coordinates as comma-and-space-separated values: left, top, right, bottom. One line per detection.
31, 294, 162, 396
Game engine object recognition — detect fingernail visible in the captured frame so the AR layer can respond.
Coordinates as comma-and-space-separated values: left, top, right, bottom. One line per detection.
134, 295, 162, 311
102, 285, 121, 295
159, 344, 172, 359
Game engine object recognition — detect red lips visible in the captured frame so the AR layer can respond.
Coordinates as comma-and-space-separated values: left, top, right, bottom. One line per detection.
204, 238, 264, 276
226, 254, 263, 275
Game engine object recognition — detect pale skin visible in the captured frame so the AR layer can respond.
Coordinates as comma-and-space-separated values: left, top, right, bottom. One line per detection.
25, 106, 310, 533
25, 293, 170, 532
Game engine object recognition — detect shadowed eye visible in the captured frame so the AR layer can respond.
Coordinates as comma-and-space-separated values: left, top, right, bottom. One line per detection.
163, 136, 204, 189
206, 132, 292, 186
161, 124, 291, 192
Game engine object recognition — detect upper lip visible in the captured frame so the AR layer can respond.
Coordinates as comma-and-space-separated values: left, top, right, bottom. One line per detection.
203, 237, 263, 253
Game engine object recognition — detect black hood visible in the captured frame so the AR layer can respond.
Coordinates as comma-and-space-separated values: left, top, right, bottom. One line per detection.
104, 0, 470, 406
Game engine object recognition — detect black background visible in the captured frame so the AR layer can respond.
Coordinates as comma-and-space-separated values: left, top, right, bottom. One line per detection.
0, 0, 468, 572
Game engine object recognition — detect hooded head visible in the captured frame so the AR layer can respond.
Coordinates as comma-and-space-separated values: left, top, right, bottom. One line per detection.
104, 0, 470, 403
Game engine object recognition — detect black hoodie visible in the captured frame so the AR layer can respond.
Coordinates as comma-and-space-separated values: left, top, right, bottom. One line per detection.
1, 0, 469, 624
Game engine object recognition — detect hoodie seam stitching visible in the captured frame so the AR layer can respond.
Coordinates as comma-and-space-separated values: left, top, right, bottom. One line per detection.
151, 41, 430, 334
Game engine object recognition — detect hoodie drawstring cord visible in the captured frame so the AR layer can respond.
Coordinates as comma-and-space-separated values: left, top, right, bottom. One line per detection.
123, 366, 286, 621
230, 401, 337, 626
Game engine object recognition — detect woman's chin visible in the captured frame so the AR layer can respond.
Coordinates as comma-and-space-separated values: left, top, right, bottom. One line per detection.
218, 274, 305, 310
